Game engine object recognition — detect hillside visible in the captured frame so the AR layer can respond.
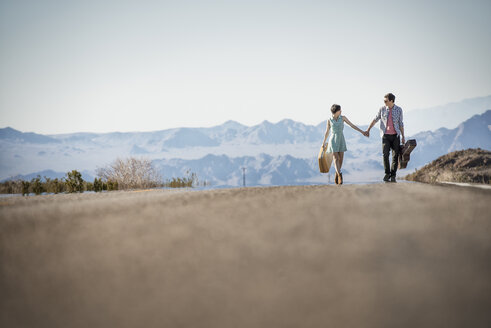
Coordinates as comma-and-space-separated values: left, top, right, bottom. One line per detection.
404, 148, 491, 184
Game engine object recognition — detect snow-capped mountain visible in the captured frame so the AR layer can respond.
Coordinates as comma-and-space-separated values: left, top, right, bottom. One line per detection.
0, 127, 60, 144
0, 117, 377, 184
1, 99, 490, 186
403, 95, 491, 136
408, 110, 491, 168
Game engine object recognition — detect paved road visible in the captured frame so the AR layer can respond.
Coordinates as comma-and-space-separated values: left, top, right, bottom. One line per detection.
1, 183, 490, 327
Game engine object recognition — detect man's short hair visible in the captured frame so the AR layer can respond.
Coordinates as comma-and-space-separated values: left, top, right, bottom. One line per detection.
385, 93, 396, 102
331, 104, 341, 114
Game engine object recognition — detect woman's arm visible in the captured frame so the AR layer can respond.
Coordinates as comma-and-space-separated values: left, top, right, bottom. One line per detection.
322, 120, 330, 148
343, 116, 364, 134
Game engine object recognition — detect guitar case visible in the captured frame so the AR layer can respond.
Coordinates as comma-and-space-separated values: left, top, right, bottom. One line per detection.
398, 139, 417, 169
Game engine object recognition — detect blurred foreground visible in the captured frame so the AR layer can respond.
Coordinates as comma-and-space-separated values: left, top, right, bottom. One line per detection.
1, 183, 490, 327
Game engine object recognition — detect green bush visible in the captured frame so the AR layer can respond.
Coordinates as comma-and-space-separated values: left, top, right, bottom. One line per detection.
22, 181, 30, 196
107, 179, 118, 191
31, 175, 45, 195
65, 170, 84, 193
1, 165, 204, 195
93, 178, 103, 192
44, 177, 65, 194
164, 171, 198, 188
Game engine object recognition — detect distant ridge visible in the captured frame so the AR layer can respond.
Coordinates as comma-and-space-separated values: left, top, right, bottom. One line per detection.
0, 127, 60, 144
1, 170, 95, 183
1, 100, 490, 185
409, 110, 491, 167
404, 94, 491, 135
2, 95, 490, 138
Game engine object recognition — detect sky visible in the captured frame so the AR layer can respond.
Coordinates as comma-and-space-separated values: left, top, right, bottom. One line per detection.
1, 0, 490, 134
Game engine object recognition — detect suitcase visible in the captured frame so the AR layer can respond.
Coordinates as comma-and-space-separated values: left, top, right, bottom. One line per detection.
398, 139, 417, 169
318, 144, 333, 173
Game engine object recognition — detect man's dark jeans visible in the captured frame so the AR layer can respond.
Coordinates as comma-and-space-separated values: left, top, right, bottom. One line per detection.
382, 134, 400, 177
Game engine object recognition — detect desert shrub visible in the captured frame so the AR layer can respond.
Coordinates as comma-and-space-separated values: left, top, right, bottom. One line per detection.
21, 181, 30, 196
107, 179, 118, 191
93, 178, 103, 192
65, 170, 84, 193
0, 179, 23, 194
31, 175, 45, 195
96, 157, 161, 190
86, 181, 94, 191
0, 160, 204, 195
44, 177, 65, 194
164, 170, 198, 188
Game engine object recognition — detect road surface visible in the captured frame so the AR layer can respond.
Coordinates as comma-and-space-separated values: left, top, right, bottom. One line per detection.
1, 183, 490, 327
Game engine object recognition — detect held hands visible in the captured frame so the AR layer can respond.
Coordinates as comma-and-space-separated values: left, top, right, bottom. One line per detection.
362, 130, 370, 137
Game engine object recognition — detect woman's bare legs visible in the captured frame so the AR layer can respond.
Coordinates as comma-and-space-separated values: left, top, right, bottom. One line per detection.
333, 152, 338, 174
333, 152, 344, 174
333, 152, 345, 184
338, 152, 344, 171
333, 152, 340, 174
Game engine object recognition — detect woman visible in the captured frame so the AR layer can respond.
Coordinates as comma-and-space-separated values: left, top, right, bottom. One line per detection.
321, 104, 366, 184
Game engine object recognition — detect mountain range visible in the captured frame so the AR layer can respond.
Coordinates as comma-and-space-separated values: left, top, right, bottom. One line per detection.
403, 95, 491, 135
1, 96, 490, 186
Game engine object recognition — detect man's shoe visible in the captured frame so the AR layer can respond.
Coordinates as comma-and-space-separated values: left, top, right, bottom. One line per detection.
383, 174, 390, 182
390, 176, 397, 183
338, 173, 343, 185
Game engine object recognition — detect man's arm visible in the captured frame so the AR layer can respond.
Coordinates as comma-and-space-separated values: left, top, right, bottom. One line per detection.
366, 119, 377, 136
366, 108, 381, 136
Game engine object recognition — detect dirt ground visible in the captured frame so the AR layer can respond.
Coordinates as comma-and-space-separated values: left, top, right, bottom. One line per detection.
1, 183, 490, 328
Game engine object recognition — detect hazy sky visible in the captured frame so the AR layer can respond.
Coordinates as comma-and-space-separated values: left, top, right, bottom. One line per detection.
1, 0, 490, 134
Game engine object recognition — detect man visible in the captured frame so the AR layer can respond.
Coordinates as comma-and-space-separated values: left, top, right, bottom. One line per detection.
365, 93, 405, 182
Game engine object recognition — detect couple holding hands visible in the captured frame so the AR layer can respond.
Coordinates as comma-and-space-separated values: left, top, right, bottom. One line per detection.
321, 93, 405, 185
